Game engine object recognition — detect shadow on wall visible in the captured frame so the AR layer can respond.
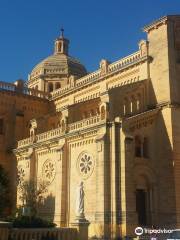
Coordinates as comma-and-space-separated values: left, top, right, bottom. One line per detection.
38, 194, 55, 222
149, 79, 176, 228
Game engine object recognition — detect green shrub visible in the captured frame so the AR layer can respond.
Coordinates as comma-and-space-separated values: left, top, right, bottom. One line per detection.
0, 165, 10, 217
11, 216, 56, 228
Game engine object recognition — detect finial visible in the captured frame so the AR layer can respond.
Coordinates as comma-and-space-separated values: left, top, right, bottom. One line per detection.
61, 28, 64, 38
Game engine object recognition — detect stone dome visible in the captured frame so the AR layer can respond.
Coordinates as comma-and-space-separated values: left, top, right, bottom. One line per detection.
29, 31, 87, 81
30, 53, 87, 79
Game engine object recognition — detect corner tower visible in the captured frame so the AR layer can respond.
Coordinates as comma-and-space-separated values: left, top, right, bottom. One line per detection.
144, 15, 180, 106
144, 15, 180, 228
28, 30, 87, 92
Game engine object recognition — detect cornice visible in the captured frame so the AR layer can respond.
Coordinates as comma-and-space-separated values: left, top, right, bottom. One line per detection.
143, 16, 167, 33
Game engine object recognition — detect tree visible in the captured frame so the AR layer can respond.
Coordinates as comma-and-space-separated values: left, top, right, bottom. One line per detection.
0, 165, 10, 217
18, 180, 48, 217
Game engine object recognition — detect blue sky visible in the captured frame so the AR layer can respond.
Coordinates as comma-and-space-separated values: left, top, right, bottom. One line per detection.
0, 0, 180, 83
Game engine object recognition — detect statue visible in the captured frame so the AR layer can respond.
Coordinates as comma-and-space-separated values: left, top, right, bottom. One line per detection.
76, 182, 85, 218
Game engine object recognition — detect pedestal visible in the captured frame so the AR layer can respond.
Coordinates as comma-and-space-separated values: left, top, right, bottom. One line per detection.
0, 221, 12, 240
71, 217, 90, 240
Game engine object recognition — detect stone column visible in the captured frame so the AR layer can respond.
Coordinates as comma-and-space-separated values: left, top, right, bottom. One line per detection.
120, 127, 138, 237
110, 120, 121, 239
54, 139, 66, 226
95, 126, 111, 239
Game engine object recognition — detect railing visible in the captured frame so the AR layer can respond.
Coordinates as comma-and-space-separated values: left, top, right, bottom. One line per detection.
17, 115, 102, 148
17, 137, 34, 148
36, 127, 62, 143
108, 51, 141, 72
0, 81, 16, 91
50, 84, 72, 98
0, 81, 50, 99
9, 227, 78, 240
75, 69, 101, 87
68, 115, 101, 132
22, 88, 50, 99
0, 222, 12, 240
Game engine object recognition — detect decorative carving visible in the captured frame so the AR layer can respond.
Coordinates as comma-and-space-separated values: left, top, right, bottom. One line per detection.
99, 102, 109, 120
139, 40, 148, 57
17, 166, 25, 185
42, 159, 56, 185
100, 59, 109, 75
77, 152, 95, 180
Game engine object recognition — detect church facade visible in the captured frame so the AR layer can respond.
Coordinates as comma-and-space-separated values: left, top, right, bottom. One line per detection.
0, 15, 180, 238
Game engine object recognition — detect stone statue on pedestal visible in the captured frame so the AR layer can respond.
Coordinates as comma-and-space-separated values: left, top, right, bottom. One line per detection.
76, 181, 85, 219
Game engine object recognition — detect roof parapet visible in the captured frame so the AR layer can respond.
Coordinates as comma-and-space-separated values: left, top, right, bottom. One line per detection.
143, 16, 167, 33
143, 15, 180, 33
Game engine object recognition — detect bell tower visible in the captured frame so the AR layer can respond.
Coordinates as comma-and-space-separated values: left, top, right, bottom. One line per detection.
54, 28, 69, 55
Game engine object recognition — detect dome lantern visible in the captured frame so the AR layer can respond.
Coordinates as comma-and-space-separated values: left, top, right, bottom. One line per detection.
54, 28, 69, 55
28, 29, 87, 92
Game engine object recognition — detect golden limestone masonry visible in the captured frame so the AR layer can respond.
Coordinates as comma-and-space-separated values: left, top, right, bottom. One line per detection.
0, 15, 180, 239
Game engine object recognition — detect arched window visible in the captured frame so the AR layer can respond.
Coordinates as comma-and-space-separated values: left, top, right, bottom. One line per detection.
35, 85, 38, 90
55, 82, 61, 89
90, 109, 94, 116
135, 136, 142, 157
48, 83, 53, 92
123, 98, 130, 116
137, 93, 141, 112
131, 95, 137, 113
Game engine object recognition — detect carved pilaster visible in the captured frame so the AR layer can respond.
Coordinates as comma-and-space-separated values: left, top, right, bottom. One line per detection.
95, 126, 111, 239
120, 127, 138, 237
100, 59, 109, 76
29, 119, 37, 142
100, 92, 109, 121
61, 108, 69, 133
139, 39, 149, 57
54, 139, 66, 226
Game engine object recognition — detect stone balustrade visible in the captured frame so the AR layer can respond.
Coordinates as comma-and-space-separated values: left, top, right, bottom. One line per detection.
36, 127, 63, 143
0, 81, 16, 91
48, 84, 72, 99
0, 81, 49, 99
9, 227, 77, 240
108, 51, 141, 73
18, 137, 34, 148
0, 222, 12, 240
75, 69, 101, 87
17, 115, 102, 148
68, 115, 101, 132
23, 88, 50, 99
